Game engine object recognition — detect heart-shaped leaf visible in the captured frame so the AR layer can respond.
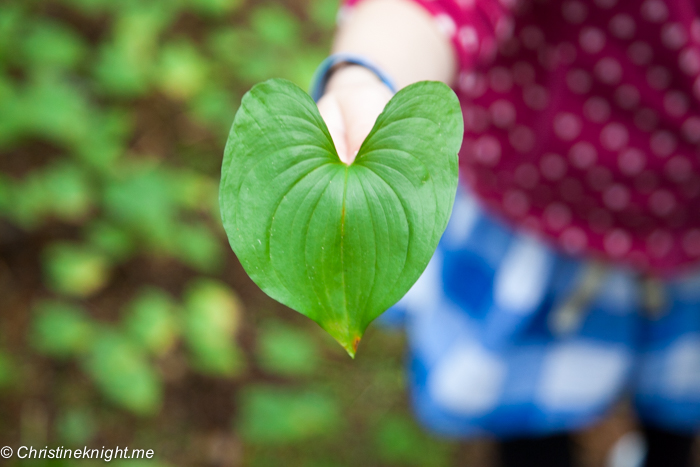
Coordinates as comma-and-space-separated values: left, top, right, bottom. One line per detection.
220, 78, 462, 356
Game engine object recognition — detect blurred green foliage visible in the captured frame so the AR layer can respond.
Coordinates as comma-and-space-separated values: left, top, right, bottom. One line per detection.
0, 0, 462, 465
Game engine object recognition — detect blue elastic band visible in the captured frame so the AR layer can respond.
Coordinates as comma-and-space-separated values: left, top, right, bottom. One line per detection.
309, 53, 398, 102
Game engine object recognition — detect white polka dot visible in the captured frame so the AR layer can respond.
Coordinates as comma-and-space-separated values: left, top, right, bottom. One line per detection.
634, 108, 659, 131
489, 67, 513, 93
459, 72, 487, 98
496, 17, 515, 41
562, 1, 588, 24
523, 85, 549, 110
609, 14, 636, 40
459, 26, 480, 53
509, 125, 536, 153
628, 41, 653, 65
512, 61, 536, 86
580, 27, 606, 54
647, 66, 672, 90
601, 123, 629, 151
618, 148, 646, 176
649, 189, 676, 216
473, 135, 501, 165
595, 57, 623, 85
603, 184, 630, 210
503, 189, 530, 217
490, 100, 517, 128
605, 229, 632, 257
588, 166, 613, 190
661, 23, 688, 50
544, 202, 572, 230
521, 25, 545, 50
650, 130, 677, 157
554, 113, 582, 141
569, 141, 598, 168
584, 96, 611, 123
647, 229, 673, 257
665, 156, 693, 183
641, 0, 669, 23
541, 153, 568, 180
615, 84, 640, 109
692, 19, 700, 42
683, 229, 700, 256
561, 226, 588, 254
682, 116, 700, 143
456, 0, 476, 7
679, 47, 700, 75
428, 343, 506, 415
567, 69, 592, 94
515, 164, 540, 188
663, 91, 689, 117
594, 0, 616, 9
435, 14, 457, 37
480, 37, 498, 62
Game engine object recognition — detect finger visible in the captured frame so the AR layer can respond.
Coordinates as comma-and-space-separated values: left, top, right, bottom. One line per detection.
341, 87, 392, 164
317, 94, 349, 163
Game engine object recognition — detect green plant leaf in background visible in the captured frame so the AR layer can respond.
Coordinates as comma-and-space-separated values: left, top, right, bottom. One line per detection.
31, 300, 94, 357
237, 385, 341, 445
256, 322, 319, 377
84, 329, 161, 416
43, 243, 110, 297
219, 79, 462, 357
123, 287, 180, 356
182, 279, 245, 377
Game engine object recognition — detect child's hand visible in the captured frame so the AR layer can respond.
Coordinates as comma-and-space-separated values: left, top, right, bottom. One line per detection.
317, 65, 393, 165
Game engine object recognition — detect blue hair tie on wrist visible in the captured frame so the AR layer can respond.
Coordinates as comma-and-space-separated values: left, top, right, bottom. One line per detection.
309, 53, 398, 102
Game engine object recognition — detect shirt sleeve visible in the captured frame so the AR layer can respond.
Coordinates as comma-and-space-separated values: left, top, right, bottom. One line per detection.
338, 0, 517, 73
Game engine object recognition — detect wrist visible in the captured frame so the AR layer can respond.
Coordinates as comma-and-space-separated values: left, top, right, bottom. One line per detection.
309, 53, 397, 102
325, 64, 387, 94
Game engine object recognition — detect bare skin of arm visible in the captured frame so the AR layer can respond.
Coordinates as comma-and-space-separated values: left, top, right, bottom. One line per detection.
317, 0, 457, 164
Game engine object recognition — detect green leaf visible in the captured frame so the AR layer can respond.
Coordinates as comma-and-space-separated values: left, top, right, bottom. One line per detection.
374, 414, 452, 467
83, 329, 161, 415
237, 385, 341, 445
0, 350, 16, 388
123, 288, 179, 356
55, 407, 97, 445
250, 6, 300, 48
219, 79, 462, 356
43, 243, 110, 297
256, 322, 319, 377
182, 279, 244, 376
31, 300, 94, 358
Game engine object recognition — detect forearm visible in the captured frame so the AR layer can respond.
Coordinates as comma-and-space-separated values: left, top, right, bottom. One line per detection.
328, 0, 457, 91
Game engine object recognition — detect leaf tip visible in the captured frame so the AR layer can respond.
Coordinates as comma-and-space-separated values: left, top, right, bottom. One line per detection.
335, 334, 361, 359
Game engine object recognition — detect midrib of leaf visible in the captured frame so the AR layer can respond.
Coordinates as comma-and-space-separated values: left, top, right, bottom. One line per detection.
338, 165, 350, 337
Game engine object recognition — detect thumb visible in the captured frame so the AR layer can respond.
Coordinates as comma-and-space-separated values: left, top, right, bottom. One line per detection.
317, 93, 350, 164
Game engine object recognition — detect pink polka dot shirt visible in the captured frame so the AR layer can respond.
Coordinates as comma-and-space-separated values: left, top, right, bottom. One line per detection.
341, 0, 700, 276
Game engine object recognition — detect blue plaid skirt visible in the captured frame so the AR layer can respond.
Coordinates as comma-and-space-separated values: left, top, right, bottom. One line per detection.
383, 184, 700, 438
